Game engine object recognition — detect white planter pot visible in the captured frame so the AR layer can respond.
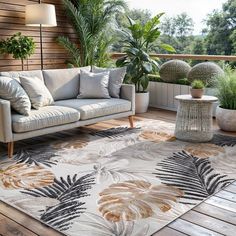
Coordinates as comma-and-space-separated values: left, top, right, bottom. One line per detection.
135, 92, 149, 113
216, 106, 236, 131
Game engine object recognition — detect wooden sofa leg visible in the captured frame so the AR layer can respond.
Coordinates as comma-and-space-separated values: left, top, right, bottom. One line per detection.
128, 116, 134, 128
8, 142, 14, 158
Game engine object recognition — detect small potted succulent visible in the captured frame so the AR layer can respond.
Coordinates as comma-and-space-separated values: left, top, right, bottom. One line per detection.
190, 80, 205, 98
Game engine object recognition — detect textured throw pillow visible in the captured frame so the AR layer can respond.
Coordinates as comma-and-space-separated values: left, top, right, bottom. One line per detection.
20, 76, 54, 109
93, 66, 126, 98
0, 76, 31, 116
78, 70, 110, 99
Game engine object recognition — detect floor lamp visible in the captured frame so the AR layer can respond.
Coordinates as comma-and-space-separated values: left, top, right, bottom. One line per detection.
25, 2, 57, 70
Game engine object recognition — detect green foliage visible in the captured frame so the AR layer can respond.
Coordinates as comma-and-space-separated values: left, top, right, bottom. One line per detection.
189, 38, 206, 66
57, 36, 81, 67
191, 80, 205, 89
176, 78, 191, 85
116, 14, 175, 92
0, 32, 35, 70
174, 13, 194, 42
204, 0, 236, 57
159, 13, 194, 53
58, 0, 126, 67
148, 74, 163, 82
217, 67, 236, 110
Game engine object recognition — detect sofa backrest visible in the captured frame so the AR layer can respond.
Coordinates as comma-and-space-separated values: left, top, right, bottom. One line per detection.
0, 70, 44, 82
43, 66, 90, 101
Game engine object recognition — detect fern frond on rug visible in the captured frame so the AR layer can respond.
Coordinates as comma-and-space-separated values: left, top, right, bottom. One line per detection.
21, 173, 95, 230
154, 150, 234, 204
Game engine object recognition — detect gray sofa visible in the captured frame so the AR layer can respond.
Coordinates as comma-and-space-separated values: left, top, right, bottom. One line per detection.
0, 68, 135, 157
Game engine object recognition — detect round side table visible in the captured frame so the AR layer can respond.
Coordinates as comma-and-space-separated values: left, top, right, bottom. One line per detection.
175, 95, 218, 142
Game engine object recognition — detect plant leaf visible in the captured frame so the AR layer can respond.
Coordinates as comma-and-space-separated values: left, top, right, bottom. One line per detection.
154, 150, 233, 204
160, 43, 176, 52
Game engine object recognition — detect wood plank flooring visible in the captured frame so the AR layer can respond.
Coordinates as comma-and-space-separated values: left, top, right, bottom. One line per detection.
0, 108, 235, 236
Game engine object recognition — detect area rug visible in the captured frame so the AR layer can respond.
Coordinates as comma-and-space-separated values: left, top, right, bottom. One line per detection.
0, 119, 236, 236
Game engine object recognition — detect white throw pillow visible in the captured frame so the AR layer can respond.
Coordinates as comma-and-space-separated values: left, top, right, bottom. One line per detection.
77, 70, 110, 99
0, 76, 31, 116
20, 76, 54, 109
92, 66, 126, 98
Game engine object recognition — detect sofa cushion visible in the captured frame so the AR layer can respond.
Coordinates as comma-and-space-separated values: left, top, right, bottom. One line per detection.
43, 67, 90, 101
20, 76, 54, 109
0, 70, 44, 82
0, 76, 31, 116
12, 106, 80, 133
78, 70, 110, 99
92, 66, 126, 98
55, 98, 131, 120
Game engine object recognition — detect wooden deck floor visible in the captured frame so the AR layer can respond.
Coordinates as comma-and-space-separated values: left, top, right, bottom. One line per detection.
0, 108, 235, 236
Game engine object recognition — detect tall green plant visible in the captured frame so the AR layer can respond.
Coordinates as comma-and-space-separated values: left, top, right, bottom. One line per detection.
0, 32, 35, 70
58, 0, 126, 67
116, 14, 175, 92
217, 66, 236, 110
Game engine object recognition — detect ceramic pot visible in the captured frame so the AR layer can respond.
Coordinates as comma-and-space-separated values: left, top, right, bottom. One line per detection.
190, 88, 204, 98
135, 92, 149, 113
216, 106, 236, 131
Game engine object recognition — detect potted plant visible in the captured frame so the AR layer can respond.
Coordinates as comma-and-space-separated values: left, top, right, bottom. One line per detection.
190, 80, 205, 98
0, 32, 35, 70
216, 67, 236, 131
116, 14, 175, 113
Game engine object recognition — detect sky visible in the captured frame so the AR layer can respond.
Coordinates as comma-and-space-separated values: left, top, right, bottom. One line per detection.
127, 0, 227, 34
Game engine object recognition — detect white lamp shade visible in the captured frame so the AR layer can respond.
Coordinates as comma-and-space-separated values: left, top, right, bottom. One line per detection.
25, 4, 57, 27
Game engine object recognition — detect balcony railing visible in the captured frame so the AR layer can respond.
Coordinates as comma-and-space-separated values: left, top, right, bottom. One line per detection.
111, 53, 236, 62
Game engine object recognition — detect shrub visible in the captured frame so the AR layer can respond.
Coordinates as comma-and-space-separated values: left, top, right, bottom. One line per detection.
217, 67, 236, 110
176, 78, 191, 85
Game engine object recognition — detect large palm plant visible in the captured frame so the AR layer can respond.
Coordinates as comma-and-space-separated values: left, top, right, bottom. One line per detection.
58, 0, 126, 67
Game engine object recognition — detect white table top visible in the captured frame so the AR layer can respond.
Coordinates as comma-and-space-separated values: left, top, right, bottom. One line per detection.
175, 94, 218, 102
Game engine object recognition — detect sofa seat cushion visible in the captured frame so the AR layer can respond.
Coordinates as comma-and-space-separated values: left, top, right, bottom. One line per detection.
55, 98, 131, 120
12, 106, 80, 133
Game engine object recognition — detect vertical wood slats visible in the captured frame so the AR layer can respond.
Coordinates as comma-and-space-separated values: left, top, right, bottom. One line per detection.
0, 0, 77, 71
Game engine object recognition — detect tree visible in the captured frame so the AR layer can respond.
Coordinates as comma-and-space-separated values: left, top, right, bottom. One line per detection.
0, 32, 35, 70
174, 13, 194, 40
113, 8, 152, 52
116, 8, 152, 28
189, 37, 206, 65
204, 0, 236, 55
159, 13, 194, 53
58, 0, 127, 67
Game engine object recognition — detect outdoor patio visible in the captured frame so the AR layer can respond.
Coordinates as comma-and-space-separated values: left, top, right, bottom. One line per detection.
0, 0, 236, 235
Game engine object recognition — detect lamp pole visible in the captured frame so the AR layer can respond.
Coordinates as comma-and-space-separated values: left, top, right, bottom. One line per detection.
25, 2, 57, 70
39, 0, 43, 70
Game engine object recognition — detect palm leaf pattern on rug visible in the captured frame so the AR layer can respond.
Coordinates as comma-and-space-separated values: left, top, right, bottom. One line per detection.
154, 151, 234, 204
211, 134, 236, 147
90, 126, 141, 139
14, 145, 59, 167
21, 173, 95, 231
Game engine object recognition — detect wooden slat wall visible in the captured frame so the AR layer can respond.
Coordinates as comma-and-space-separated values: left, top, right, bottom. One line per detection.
0, 0, 77, 71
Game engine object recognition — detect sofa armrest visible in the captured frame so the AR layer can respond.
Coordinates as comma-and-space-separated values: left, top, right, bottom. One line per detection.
120, 84, 135, 114
0, 99, 13, 143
